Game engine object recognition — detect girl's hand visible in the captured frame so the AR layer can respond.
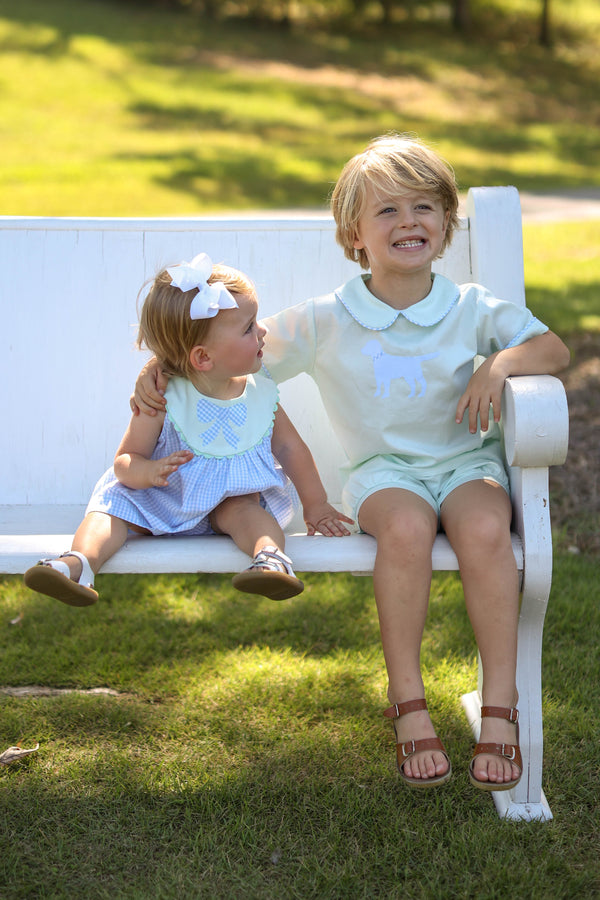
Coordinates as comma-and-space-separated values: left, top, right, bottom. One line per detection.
130, 358, 169, 417
149, 450, 193, 487
304, 503, 354, 537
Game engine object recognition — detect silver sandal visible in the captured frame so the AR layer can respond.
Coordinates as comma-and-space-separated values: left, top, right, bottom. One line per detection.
231, 545, 304, 601
24, 551, 98, 607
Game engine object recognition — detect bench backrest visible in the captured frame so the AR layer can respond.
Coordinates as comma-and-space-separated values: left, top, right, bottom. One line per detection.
0, 188, 524, 515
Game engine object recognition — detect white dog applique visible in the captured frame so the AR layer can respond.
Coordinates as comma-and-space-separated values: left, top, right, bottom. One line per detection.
361, 339, 438, 399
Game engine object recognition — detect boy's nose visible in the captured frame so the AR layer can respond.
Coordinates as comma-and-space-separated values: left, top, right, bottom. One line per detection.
397, 204, 416, 226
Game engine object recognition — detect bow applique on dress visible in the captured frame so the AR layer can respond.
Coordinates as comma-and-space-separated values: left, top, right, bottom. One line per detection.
196, 397, 248, 448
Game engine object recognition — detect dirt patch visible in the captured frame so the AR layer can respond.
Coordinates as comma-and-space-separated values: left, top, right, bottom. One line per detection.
549, 332, 600, 554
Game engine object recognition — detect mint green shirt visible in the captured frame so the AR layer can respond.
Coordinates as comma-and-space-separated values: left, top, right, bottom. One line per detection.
263, 273, 548, 479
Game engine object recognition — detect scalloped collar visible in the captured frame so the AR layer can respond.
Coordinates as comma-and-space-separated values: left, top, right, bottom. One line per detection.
334, 272, 460, 331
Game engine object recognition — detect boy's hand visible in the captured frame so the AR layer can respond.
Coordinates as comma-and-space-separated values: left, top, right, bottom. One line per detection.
130, 359, 169, 417
304, 503, 354, 537
148, 450, 193, 487
455, 354, 507, 434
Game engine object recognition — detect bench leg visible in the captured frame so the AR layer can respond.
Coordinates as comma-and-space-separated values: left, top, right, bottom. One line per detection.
462, 466, 554, 822
462, 688, 552, 822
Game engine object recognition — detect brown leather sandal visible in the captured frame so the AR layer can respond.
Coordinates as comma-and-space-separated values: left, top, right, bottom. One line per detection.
383, 698, 452, 788
469, 705, 522, 792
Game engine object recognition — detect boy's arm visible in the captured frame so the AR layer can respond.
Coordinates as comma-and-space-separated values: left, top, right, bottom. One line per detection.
130, 357, 169, 417
456, 330, 570, 434
114, 410, 193, 489
271, 405, 354, 537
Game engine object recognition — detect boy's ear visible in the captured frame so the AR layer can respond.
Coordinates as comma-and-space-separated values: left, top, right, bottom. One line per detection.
189, 345, 212, 372
352, 230, 364, 250
442, 208, 450, 237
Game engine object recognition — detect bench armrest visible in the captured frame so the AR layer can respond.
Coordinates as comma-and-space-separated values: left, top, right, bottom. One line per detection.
502, 375, 569, 468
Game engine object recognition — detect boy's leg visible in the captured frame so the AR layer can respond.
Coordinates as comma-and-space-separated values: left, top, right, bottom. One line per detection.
358, 488, 449, 782
441, 479, 520, 786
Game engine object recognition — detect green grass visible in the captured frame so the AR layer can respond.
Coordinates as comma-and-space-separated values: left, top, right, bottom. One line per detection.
523, 219, 600, 337
0, 0, 599, 215
1, 558, 599, 898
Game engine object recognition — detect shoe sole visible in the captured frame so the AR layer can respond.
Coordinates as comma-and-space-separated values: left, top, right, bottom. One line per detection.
468, 771, 522, 792
399, 763, 452, 788
24, 566, 98, 607
231, 570, 304, 601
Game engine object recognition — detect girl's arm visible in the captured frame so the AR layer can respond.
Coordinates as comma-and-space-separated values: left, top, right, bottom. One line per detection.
456, 330, 570, 434
114, 409, 193, 489
271, 405, 354, 537
130, 357, 169, 417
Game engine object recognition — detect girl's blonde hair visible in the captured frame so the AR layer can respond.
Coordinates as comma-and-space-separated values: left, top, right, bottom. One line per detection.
137, 262, 255, 378
331, 134, 460, 270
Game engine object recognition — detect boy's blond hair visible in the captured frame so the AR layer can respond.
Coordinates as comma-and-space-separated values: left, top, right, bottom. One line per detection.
137, 262, 255, 378
331, 134, 460, 270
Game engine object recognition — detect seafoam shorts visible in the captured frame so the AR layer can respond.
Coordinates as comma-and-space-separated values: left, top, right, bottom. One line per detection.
342, 452, 510, 522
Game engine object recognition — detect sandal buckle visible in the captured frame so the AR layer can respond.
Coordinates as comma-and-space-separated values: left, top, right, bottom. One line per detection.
501, 744, 516, 761
509, 707, 519, 724
401, 740, 416, 757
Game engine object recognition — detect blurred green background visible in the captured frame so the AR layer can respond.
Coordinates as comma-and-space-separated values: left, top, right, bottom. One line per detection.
1, 0, 598, 216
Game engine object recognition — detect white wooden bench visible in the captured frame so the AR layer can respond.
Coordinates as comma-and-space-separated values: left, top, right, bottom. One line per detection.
0, 187, 568, 821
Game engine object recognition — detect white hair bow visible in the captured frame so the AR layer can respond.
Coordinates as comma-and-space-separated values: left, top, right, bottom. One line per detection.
166, 252, 238, 320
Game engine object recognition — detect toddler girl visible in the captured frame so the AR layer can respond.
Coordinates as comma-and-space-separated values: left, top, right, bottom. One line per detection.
24, 253, 351, 607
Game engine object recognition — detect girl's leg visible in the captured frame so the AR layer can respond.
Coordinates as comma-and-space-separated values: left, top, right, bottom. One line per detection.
210, 494, 286, 559
59, 512, 131, 580
440, 479, 520, 786
359, 488, 448, 782
23, 512, 130, 606
212, 494, 303, 601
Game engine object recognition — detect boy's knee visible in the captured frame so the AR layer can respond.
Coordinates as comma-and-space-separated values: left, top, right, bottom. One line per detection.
451, 508, 510, 552
378, 508, 436, 555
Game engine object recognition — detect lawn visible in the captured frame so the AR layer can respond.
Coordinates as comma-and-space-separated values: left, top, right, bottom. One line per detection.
0, 0, 599, 215
1, 558, 599, 898
1, 1, 599, 897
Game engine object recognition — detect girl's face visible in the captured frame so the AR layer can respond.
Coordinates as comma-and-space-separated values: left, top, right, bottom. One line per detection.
353, 182, 450, 281
200, 291, 266, 378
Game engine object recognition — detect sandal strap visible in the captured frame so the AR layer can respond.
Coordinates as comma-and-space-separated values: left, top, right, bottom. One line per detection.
248, 546, 294, 577
472, 742, 523, 770
480, 705, 519, 724
398, 736, 447, 763
38, 551, 95, 589
383, 698, 428, 719
38, 558, 70, 578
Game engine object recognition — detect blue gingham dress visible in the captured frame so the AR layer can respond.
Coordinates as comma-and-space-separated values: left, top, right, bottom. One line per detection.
86, 368, 298, 535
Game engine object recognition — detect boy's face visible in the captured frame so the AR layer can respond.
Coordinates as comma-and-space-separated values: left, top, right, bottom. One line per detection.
353, 182, 450, 282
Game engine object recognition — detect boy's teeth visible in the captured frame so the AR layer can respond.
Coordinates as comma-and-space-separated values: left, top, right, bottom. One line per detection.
396, 239, 423, 248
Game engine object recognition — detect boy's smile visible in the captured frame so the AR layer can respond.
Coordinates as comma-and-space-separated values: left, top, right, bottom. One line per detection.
353, 183, 450, 307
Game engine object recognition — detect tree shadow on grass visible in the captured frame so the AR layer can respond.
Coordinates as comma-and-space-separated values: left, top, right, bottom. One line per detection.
3, 0, 599, 204
0, 569, 475, 699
